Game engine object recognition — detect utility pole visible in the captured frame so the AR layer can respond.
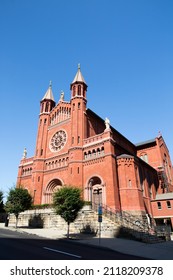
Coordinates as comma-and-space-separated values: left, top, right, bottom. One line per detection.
94, 187, 102, 245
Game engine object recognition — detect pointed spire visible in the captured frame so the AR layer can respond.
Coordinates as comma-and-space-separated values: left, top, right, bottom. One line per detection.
71, 64, 87, 85
42, 81, 55, 101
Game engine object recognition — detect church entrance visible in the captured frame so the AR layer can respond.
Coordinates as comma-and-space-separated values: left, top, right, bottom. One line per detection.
44, 179, 62, 204
87, 176, 104, 211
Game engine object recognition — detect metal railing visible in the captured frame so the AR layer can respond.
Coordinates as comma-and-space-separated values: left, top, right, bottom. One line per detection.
91, 202, 171, 241
92, 202, 152, 233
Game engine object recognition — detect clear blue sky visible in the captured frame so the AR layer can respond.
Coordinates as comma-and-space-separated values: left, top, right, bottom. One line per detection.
0, 0, 173, 198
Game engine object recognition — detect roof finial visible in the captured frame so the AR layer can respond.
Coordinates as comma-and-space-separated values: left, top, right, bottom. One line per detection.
49, 80, 52, 88
78, 63, 81, 70
22, 147, 27, 159
60, 90, 64, 101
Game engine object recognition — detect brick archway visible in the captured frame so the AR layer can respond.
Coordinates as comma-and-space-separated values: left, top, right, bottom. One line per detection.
85, 176, 105, 207
44, 178, 63, 204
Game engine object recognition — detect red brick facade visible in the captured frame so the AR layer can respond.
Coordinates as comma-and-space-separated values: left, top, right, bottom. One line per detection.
17, 66, 173, 229
137, 137, 173, 229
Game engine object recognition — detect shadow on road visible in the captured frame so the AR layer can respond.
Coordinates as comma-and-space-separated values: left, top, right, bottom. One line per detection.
0, 227, 150, 260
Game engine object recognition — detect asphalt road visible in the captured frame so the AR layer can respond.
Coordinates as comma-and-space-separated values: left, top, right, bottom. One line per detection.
0, 228, 147, 260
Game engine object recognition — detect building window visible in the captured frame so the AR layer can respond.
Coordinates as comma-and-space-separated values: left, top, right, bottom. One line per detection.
73, 86, 76, 97
77, 167, 80, 174
78, 102, 81, 109
40, 149, 43, 156
140, 153, 148, 163
72, 137, 74, 144
45, 102, 49, 112
41, 103, 44, 113
167, 201, 171, 209
78, 136, 80, 143
157, 201, 162, 210
78, 85, 81, 95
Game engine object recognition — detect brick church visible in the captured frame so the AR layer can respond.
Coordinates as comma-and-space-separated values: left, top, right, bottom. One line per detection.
17, 65, 173, 229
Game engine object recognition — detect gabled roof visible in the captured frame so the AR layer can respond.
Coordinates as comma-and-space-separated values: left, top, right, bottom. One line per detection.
136, 138, 156, 147
71, 64, 87, 84
86, 108, 137, 154
42, 81, 55, 101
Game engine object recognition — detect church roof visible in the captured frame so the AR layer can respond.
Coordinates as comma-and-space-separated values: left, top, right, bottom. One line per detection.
154, 193, 173, 201
135, 139, 156, 147
42, 81, 55, 101
71, 64, 87, 84
117, 154, 134, 159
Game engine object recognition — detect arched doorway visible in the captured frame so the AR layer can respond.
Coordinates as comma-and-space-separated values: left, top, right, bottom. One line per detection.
86, 176, 104, 209
44, 178, 63, 204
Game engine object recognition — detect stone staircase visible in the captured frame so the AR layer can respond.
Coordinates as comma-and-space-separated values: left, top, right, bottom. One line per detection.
7, 206, 170, 243
74, 208, 120, 237
99, 206, 169, 243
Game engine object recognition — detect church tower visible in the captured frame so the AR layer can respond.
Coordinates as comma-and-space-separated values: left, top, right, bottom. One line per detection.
32, 82, 55, 203
35, 81, 55, 158
70, 64, 88, 146
69, 64, 88, 186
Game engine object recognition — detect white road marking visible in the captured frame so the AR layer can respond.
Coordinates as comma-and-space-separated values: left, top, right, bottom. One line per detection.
43, 246, 82, 259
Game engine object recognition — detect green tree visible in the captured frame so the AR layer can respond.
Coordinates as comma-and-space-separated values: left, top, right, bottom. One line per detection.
53, 186, 84, 238
5, 187, 32, 228
0, 190, 4, 213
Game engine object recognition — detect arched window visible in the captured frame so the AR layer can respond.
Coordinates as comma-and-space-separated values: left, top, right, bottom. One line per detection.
97, 148, 101, 156
92, 149, 96, 157
73, 86, 76, 96
45, 102, 49, 112
41, 103, 44, 113
78, 85, 81, 96
88, 151, 92, 158
101, 146, 104, 155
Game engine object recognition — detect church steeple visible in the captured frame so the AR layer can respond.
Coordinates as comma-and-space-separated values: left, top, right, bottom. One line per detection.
70, 64, 87, 99
71, 64, 87, 84
40, 81, 55, 114
42, 81, 55, 101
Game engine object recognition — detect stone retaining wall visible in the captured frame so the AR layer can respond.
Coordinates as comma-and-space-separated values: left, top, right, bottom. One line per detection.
7, 207, 120, 237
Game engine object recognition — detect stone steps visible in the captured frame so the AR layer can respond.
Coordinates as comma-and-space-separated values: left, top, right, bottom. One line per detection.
7, 208, 168, 242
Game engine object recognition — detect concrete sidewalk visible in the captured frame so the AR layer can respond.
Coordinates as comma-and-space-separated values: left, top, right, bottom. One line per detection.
0, 223, 173, 259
